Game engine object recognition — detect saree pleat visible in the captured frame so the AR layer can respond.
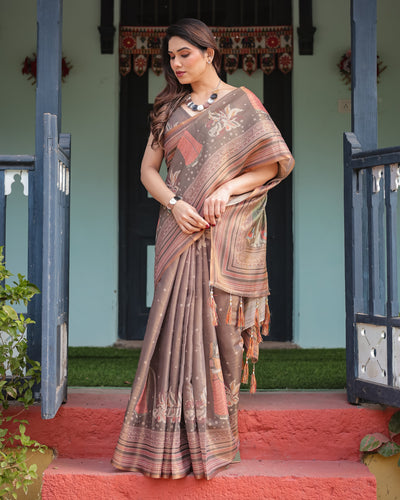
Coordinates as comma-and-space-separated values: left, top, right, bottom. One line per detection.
112, 234, 242, 479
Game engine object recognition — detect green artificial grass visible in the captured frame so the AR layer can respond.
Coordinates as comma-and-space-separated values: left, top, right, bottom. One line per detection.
68, 347, 346, 390
254, 348, 346, 390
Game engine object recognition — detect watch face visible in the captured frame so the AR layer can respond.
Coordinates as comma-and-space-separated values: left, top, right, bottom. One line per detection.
170, 198, 177, 205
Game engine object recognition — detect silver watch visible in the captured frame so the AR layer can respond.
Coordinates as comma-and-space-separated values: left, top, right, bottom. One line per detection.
167, 195, 182, 211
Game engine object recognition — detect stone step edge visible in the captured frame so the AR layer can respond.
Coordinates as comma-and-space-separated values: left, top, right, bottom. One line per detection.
41, 458, 377, 500
5, 392, 395, 462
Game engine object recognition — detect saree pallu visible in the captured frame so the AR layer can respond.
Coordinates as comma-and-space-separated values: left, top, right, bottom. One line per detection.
112, 87, 294, 479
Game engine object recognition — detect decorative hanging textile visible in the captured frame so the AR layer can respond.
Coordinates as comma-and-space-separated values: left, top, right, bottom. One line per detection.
119, 25, 293, 77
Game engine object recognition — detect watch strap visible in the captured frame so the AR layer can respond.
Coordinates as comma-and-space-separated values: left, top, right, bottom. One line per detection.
167, 195, 182, 210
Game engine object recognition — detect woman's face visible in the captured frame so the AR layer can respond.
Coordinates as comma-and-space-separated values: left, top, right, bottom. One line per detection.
168, 36, 211, 85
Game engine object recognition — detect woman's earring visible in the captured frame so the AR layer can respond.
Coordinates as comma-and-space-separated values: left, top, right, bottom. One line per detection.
208, 60, 212, 64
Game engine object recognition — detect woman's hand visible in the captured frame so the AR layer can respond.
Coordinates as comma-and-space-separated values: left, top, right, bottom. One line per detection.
203, 162, 279, 225
172, 200, 210, 234
203, 185, 231, 226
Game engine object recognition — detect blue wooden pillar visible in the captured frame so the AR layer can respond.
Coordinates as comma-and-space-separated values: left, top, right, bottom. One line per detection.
351, 0, 382, 315
351, 0, 377, 150
28, 0, 63, 395
346, 0, 379, 404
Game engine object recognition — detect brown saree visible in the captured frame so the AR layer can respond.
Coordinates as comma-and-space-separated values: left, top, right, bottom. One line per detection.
112, 87, 294, 479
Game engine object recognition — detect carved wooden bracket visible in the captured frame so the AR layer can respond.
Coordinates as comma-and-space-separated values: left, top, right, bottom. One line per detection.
297, 0, 316, 55
98, 0, 116, 54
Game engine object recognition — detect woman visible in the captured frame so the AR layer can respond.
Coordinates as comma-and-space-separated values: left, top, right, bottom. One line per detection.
112, 18, 294, 480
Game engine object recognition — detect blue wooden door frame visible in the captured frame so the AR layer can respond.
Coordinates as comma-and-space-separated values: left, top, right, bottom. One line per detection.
41, 114, 71, 419
26, 0, 70, 419
28, 0, 63, 381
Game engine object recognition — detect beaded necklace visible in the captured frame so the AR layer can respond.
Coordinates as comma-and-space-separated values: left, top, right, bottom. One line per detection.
186, 79, 222, 112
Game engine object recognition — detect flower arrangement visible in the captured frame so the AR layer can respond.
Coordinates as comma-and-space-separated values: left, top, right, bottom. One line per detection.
338, 49, 387, 87
22, 54, 72, 84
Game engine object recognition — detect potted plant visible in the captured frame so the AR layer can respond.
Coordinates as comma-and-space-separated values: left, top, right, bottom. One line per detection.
0, 247, 47, 499
360, 410, 400, 497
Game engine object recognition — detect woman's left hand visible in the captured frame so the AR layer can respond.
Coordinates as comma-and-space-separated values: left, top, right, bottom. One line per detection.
203, 185, 231, 226
203, 162, 279, 225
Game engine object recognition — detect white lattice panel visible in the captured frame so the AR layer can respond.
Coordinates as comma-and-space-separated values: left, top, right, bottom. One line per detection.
4, 170, 29, 196
357, 323, 388, 384
393, 327, 400, 388
58, 322, 68, 389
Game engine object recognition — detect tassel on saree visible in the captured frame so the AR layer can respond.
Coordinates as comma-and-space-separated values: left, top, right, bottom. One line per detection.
241, 357, 249, 384
254, 300, 261, 342
250, 365, 257, 394
242, 326, 261, 393
247, 332, 255, 360
209, 286, 218, 326
237, 297, 245, 328
225, 294, 233, 325
261, 298, 271, 337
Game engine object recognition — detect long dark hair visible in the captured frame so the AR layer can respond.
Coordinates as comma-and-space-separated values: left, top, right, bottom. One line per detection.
150, 18, 221, 148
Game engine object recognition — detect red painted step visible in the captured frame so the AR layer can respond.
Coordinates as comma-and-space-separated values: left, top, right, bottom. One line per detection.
41, 457, 376, 500
5, 389, 395, 462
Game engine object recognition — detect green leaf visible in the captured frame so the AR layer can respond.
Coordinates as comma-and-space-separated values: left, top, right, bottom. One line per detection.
23, 388, 33, 404
360, 433, 389, 452
378, 441, 400, 457
2, 305, 18, 320
6, 386, 18, 399
388, 411, 400, 436
29, 463, 38, 474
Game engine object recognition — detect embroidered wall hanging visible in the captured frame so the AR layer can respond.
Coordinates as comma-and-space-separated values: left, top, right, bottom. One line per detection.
119, 26, 293, 77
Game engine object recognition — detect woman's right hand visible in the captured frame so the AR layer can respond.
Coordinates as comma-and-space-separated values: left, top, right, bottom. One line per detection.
171, 200, 210, 234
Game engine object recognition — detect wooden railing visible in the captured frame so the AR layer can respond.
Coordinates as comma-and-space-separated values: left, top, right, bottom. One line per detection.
0, 114, 71, 419
344, 132, 400, 406
0, 156, 35, 260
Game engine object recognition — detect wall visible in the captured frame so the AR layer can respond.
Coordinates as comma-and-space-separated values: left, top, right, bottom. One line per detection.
63, 1, 119, 346
0, 0, 120, 346
1, 1, 399, 348
292, 0, 400, 347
